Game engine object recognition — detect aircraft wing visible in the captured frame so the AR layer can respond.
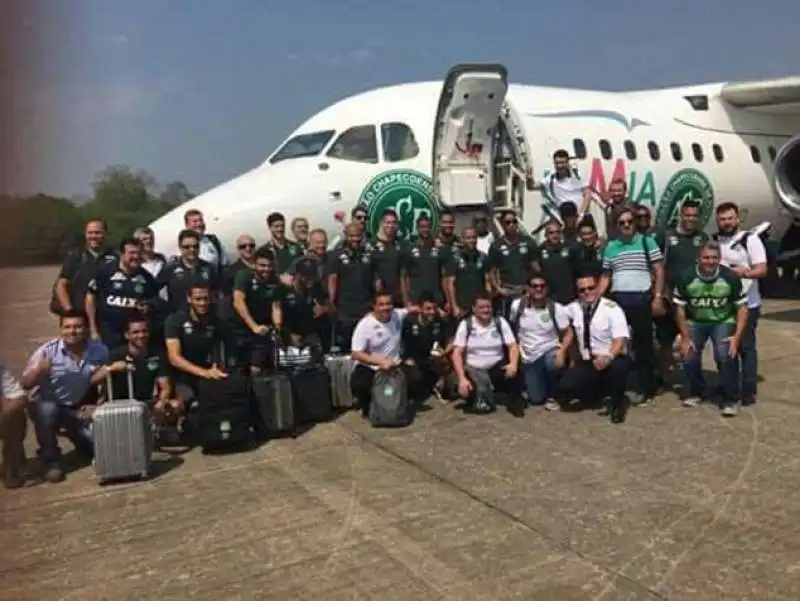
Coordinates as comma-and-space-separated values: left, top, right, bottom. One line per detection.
720, 76, 800, 113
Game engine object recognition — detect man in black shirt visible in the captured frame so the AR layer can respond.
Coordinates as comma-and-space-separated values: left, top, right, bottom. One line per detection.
444, 227, 491, 319
164, 283, 230, 404
86, 237, 159, 350
401, 215, 447, 307
533, 220, 579, 305
402, 293, 451, 402
232, 247, 284, 371
258, 212, 303, 274
222, 234, 256, 296
573, 219, 604, 276
283, 257, 329, 349
157, 230, 222, 315
367, 209, 408, 306
328, 223, 375, 351
434, 210, 461, 261
489, 211, 539, 318
51, 218, 118, 315
107, 317, 183, 430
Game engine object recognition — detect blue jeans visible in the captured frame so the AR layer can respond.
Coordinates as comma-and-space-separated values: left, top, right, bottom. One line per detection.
683, 322, 739, 403
522, 348, 563, 404
30, 401, 93, 466
740, 307, 760, 399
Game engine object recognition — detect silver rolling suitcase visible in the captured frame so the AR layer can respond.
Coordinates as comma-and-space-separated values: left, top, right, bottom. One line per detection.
325, 354, 356, 408
93, 369, 153, 483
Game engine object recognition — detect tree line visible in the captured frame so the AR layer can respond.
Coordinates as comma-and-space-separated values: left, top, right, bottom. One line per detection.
0, 166, 193, 267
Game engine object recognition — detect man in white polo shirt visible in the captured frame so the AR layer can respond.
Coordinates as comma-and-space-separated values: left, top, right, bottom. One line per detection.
561, 272, 631, 423
713, 202, 767, 406
451, 294, 520, 415
349, 293, 410, 417
527, 149, 593, 217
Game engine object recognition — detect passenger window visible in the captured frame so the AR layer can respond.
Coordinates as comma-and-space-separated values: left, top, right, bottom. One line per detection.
750, 145, 761, 163
380, 122, 419, 162
624, 140, 637, 160
326, 125, 379, 163
599, 139, 612, 160
691, 143, 704, 162
670, 142, 683, 162
768, 146, 777, 162
573, 138, 587, 159
648, 141, 660, 161
712, 144, 724, 162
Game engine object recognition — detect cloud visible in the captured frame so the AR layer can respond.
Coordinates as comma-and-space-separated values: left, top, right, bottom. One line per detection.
279, 47, 376, 67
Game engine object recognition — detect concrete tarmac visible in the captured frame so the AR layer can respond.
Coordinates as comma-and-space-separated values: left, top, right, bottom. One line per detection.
1, 266, 799, 601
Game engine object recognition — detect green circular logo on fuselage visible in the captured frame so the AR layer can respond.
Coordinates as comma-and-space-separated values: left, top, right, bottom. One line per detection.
358, 169, 439, 240
655, 168, 715, 233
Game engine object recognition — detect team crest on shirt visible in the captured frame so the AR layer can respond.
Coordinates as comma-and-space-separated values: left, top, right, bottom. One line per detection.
412, 324, 419, 335
251, 279, 259, 290
361, 255, 370, 264
134, 283, 144, 294
112, 281, 123, 290
340, 254, 350, 264
290, 246, 298, 256
411, 247, 420, 258
183, 321, 193, 334
693, 236, 704, 246
500, 244, 509, 256
519, 243, 528, 255
669, 236, 679, 246
541, 249, 549, 259
206, 325, 214, 338
490, 330, 500, 338
560, 249, 569, 258
201, 270, 209, 280
147, 357, 160, 371
431, 247, 439, 257
476, 258, 483, 268
103, 255, 116, 263
541, 312, 551, 322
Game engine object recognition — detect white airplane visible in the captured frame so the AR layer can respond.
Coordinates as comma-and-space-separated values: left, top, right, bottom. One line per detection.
148, 63, 800, 258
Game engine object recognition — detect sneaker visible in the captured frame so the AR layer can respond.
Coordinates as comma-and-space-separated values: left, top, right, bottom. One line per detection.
721, 404, 738, 417
741, 396, 757, 407
682, 397, 701, 408
543, 400, 560, 411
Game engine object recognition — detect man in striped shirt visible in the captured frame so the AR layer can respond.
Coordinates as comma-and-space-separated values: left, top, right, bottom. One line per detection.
21, 310, 122, 483
597, 207, 666, 405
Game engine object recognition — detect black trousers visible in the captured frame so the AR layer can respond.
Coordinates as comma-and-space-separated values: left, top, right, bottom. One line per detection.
559, 356, 632, 410
403, 358, 440, 402
612, 292, 656, 397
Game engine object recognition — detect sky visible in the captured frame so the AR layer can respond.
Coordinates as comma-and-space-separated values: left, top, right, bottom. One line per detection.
16, 0, 800, 197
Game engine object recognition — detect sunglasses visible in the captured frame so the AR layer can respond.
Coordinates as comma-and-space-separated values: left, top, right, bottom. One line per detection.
529, 283, 546, 290
181, 243, 199, 250
578, 285, 596, 293
504, 220, 517, 226
354, 214, 366, 221
617, 219, 633, 226
238, 243, 255, 250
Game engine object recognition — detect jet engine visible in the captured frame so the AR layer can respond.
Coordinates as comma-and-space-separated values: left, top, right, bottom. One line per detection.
774, 134, 800, 215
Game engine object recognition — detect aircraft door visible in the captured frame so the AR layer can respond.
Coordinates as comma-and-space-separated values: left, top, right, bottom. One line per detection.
432, 64, 509, 208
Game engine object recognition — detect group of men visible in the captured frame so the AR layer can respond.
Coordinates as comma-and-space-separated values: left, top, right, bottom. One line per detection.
0, 152, 768, 488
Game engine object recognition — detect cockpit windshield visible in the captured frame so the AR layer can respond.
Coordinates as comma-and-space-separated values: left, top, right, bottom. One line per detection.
269, 130, 336, 164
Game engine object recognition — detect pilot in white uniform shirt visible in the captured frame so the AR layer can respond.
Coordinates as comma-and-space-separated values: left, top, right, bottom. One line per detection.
567, 297, 629, 361
351, 308, 408, 370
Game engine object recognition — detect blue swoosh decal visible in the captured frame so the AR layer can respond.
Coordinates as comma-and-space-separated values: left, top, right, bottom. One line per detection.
526, 109, 650, 131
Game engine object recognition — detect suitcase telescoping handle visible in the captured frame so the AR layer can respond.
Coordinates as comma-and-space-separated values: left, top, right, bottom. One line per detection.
105, 364, 134, 402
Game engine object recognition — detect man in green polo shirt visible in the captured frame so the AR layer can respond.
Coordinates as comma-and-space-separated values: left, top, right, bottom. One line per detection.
258, 212, 303, 273
489, 210, 538, 318
673, 241, 747, 417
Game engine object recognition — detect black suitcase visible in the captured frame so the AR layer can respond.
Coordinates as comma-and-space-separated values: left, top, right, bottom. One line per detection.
290, 363, 333, 424
195, 343, 253, 453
